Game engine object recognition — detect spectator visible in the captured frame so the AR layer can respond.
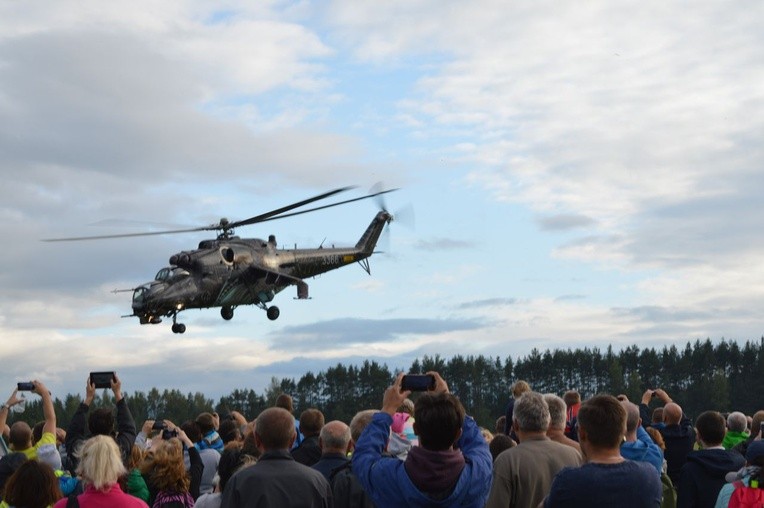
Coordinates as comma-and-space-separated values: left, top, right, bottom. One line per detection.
124, 443, 149, 503
140, 422, 202, 507
1, 381, 60, 468
218, 419, 241, 446
352, 372, 492, 508
677, 410, 745, 508
714, 439, 764, 507
504, 380, 531, 435
640, 388, 695, 486
495, 416, 507, 436
220, 407, 331, 507
732, 410, 764, 458
3, 459, 61, 508
312, 420, 352, 481
620, 399, 664, 474
544, 394, 662, 507
291, 409, 325, 466
196, 412, 224, 453
544, 393, 582, 454
55, 435, 147, 508
489, 434, 515, 462
195, 446, 256, 508
330, 410, 377, 508
486, 391, 582, 508
391, 398, 418, 446
65, 374, 136, 470
275, 394, 303, 449
563, 390, 581, 441
180, 419, 219, 495
0, 452, 26, 494
722, 411, 749, 450
652, 407, 666, 429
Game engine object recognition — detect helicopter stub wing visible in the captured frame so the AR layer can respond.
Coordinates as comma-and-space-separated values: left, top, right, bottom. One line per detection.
215, 265, 308, 307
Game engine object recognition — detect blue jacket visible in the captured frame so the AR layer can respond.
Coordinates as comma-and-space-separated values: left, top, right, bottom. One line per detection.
352, 412, 492, 508
621, 425, 664, 474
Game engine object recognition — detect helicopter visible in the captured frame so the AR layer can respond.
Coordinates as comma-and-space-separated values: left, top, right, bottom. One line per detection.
44, 186, 398, 333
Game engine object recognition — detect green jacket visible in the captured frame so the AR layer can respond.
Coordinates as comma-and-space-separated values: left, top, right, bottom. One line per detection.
126, 468, 150, 502
723, 430, 749, 450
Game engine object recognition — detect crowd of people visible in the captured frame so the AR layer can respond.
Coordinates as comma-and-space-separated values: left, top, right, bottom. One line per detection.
0, 373, 762, 507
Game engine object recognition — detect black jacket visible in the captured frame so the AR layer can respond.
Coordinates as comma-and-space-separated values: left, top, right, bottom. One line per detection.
677, 448, 745, 508
65, 398, 137, 471
291, 435, 322, 466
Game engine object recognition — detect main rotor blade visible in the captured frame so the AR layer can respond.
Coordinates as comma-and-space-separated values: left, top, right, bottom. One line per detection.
227, 186, 354, 229
41, 226, 212, 242
254, 188, 399, 223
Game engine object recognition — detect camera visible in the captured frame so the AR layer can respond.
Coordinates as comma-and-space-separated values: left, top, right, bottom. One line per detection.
401, 374, 435, 392
89, 372, 116, 389
651, 391, 658, 398
17, 382, 34, 391
162, 429, 178, 440
152, 420, 167, 430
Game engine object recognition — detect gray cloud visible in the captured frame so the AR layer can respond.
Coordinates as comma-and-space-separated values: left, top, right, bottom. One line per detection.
414, 238, 472, 250
536, 214, 596, 231
458, 297, 518, 309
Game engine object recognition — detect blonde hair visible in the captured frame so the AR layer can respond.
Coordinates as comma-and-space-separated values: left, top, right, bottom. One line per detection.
511, 380, 531, 398
76, 435, 126, 491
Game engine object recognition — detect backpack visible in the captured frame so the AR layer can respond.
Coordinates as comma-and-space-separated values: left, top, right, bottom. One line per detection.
728, 480, 764, 508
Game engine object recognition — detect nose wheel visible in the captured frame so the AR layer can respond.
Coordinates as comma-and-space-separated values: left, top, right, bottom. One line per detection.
266, 306, 280, 320
221, 306, 234, 320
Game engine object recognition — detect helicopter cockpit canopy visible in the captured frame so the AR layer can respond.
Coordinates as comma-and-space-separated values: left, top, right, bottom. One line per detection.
155, 267, 190, 282
132, 285, 148, 304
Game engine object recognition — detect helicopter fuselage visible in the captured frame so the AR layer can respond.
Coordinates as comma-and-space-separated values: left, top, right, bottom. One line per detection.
131, 211, 391, 330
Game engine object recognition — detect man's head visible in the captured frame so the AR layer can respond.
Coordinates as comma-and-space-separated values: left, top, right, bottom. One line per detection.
195, 412, 216, 435
255, 407, 297, 451
299, 409, 325, 438
274, 394, 294, 413
563, 390, 581, 408
8, 422, 32, 450
494, 415, 506, 435
663, 403, 683, 425
695, 411, 726, 447
413, 392, 465, 451
577, 394, 627, 450
620, 401, 641, 435
319, 420, 351, 454
511, 380, 531, 398
349, 410, 378, 444
397, 398, 414, 416
512, 391, 550, 433
652, 407, 664, 424
752, 411, 764, 435
88, 408, 115, 437
180, 420, 202, 444
727, 411, 748, 433
543, 394, 567, 431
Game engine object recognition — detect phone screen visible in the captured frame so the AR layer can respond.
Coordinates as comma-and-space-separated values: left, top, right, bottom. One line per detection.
401, 374, 435, 392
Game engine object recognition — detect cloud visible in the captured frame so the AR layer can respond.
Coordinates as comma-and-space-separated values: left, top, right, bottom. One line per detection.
414, 238, 472, 250
536, 214, 597, 231
458, 298, 518, 309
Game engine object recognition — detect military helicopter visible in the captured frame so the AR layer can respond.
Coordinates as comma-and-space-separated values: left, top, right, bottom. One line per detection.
44, 186, 398, 333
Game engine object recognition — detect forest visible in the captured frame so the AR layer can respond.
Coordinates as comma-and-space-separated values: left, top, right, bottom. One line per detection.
8, 338, 764, 430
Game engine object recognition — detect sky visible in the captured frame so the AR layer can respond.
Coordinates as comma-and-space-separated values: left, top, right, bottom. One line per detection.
1, 1, 763, 405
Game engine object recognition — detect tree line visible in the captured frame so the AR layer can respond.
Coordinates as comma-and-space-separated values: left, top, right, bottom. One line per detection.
9, 338, 764, 430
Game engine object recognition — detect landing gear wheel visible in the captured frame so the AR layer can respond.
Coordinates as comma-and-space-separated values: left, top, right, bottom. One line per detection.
221, 306, 234, 320
171, 323, 186, 334
267, 306, 280, 321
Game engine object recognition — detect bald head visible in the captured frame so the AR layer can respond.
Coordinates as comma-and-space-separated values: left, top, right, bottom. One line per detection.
319, 420, 351, 454
620, 401, 641, 434
663, 403, 682, 425
255, 407, 297, 451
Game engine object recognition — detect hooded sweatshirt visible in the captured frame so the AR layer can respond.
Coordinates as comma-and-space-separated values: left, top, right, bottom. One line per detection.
621, 426, 664, 474
676, 448, 746, 508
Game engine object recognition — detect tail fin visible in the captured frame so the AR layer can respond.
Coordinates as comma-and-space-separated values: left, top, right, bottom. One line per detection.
355, 211, 392, 255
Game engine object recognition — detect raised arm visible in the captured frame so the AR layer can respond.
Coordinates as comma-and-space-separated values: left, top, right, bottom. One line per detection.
34, 380, 56, 435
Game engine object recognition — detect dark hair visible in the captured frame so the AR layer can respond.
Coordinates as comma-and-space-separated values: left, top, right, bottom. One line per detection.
494, 415, 506, 435
0, 452, 27, 493
196, 413, 215, 434
3, 459, 62, 508
180, 420, 202, 443
219, 420, 241, 444
88, 408, 115, 436
218, 446, 255, 492
695, 411, 726, 446
299, 409, 325, 437
563, 390, 581, 406
577, 394, 626, 449
414, 393, 465, 451
489, 434, 515, 462
275, 394, 293, 412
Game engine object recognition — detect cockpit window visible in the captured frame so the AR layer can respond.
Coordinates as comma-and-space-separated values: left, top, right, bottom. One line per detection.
132, 287, 147, 303
155, 267, 171, 281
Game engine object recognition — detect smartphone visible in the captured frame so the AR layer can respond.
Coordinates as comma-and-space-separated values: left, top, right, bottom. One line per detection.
17, 382, 34, 391
401, 374, 435, 392
152, 420, 167, 430
89, 371, 116, 389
